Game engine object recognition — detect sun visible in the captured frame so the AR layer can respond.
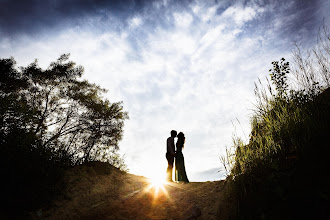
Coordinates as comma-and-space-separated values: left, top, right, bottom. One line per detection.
145, 173, 169, 195
142, 172, 174, 203
147, 171, 167, 188
145, 176, 168, 201
142, 164, 174, 199
149, 176, 166, 189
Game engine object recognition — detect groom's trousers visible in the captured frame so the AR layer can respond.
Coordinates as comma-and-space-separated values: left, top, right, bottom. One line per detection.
166, 153, 174, 181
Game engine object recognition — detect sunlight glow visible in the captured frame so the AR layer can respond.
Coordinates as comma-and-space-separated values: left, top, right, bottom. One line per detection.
148, 174, 167, 191
149, 177, 166, 189
144, 173, 170, 202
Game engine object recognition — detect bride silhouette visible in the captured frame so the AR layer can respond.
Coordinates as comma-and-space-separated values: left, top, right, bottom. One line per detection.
175, 132, 189, 183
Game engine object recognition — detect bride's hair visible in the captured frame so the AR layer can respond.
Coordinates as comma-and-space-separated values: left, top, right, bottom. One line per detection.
177, 132, 185, 147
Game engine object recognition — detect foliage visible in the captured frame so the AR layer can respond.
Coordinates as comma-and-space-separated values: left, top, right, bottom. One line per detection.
1, 54, 129, 164
223, 24, 330, 178
269, 58, 290, 98
220, 24, 330, 218
0, 54, 128, 216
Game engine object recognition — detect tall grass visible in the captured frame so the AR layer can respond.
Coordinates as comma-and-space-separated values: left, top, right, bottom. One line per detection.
218, 23, 330, 219
222, 24, 330, 178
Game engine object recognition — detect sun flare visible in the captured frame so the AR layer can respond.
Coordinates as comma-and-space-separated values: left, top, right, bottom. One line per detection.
144, 173, 170, 199
149, 177, 166, 189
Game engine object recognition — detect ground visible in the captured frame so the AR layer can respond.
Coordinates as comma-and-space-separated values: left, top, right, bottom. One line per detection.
33, 162, 226, 220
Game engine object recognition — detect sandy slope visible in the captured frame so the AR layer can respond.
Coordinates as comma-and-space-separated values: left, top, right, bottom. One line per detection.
34, 162, 226, 220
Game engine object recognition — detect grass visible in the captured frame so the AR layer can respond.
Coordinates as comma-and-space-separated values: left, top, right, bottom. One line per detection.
220, 24, 330, 219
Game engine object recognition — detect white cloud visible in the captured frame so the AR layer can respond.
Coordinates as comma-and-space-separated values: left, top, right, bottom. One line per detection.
129, 17, 143, 28
191, 5, 200, 15
201, 6, 217, 22
174, 12, 193, 28
153, 0, 169, 9
221, 5, 263, 26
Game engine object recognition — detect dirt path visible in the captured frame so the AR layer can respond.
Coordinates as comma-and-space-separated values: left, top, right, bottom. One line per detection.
109, 175, 225, 220
39, 164, 225, 220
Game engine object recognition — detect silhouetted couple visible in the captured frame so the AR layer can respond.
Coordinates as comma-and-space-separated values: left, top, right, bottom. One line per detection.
166, 130, 189, 183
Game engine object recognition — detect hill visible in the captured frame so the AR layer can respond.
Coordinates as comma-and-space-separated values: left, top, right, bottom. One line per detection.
30, 162, 225, 220
27, 89, 330, 220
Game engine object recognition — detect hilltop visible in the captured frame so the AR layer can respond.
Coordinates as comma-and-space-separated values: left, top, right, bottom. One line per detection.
31, 162, 226, 220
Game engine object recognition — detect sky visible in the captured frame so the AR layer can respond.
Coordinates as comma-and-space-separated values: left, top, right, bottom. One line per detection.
1, 0, 329, 182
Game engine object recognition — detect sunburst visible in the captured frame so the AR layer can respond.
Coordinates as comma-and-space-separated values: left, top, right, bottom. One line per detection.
144, 173, 171, 201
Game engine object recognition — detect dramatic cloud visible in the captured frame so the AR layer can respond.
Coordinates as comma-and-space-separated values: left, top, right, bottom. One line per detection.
1, 0, 329, 181
0, 0, 148, 35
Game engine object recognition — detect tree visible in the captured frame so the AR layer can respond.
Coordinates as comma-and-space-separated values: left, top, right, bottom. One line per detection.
0, 54, 129, 215
0, 54, 129, 165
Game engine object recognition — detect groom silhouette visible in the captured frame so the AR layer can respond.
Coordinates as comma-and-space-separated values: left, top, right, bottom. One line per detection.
166, 130, 177, 182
